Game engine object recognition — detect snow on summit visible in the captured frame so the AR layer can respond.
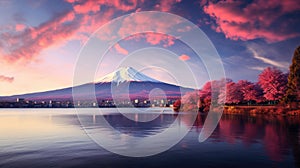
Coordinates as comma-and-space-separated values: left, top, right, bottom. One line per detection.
95, 67, 160, 84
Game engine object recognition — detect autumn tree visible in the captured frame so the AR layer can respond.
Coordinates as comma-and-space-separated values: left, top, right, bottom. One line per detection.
173, 99, 181, 112
175, 79, 228, 112
237, 80, 264, 104
199, 81, 212, 110
258, 67, 288, 104
285, 46, 300, 103
237, 80, 251, 103
199, 78, 229, 111
181, 91, 199, 112
219, 81, 243, 104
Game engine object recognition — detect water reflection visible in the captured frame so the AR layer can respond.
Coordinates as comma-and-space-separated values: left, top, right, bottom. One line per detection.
76, 108, 197, 157
191, 114, 300, 165
0, 109, 299, 167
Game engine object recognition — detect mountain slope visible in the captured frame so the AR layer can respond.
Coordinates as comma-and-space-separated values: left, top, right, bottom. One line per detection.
0, 67, 194, 102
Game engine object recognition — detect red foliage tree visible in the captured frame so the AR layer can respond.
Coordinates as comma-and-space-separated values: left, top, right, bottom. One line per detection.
258, 67, 288, 103
219, 81, 243, 104
237, 80, 264, 104
199, 78, 229, 110
173, 99, 181, 112
199, 81, 212, 109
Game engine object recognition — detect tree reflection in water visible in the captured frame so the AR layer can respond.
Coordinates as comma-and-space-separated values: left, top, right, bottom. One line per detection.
186, 113, 300, 166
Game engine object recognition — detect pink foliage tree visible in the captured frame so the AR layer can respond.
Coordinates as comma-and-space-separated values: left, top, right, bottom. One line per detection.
179, 79, 228, 112
181, 91, 199, 112
258, 67, 288, 103
219, 81, 243, 104
199, 81, 212, 105
237, 80, 264, 104
198, 82, 212, 112
200, 79, 229, 110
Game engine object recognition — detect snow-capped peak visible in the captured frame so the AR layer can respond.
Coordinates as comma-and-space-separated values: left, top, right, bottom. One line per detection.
95, 67, 160, 84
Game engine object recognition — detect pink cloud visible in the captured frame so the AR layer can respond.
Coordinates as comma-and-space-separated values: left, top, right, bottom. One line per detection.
114, 43, 128, 55
65, 0, 140, 43
61, 11, 75, 22
144, 33, 175, 47
0, 1, 122, 63
203, 0, 300, 42
117, 13, 182, 47
76, 8, 115, 43
0, 75, 14, 83
155, 0, 181, 12
64, 0, 78, 3
118, 33, 176, 48
109, 0, 139, 11
118, 7, 178, 37
74, 1, 100, 14
177, 26, 192, 32
15, 24, 26, 32
72, 0, 139, 14
1, 11, 79, 63
146, 33, 166, 45
179, 54, 190, 61
0, 0, 190, 64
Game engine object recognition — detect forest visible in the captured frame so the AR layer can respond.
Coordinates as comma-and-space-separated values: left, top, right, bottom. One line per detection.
180, 46, 300, 114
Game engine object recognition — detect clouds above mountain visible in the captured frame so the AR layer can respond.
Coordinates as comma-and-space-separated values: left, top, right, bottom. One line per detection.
0, 10, 79, 63
154, 0, 181, 12
70, 0, 139, 14
203, 0, 300, 42
0, 0, 185, 63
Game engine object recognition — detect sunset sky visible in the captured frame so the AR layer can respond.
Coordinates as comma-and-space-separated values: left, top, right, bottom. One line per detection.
0, 0, 299, 96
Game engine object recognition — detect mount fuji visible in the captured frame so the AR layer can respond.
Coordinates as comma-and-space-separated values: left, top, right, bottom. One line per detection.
96, 67, 160, 84
0, 67, 194, 103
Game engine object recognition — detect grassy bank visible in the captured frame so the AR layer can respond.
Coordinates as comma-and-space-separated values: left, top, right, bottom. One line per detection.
223, 105, 300, 116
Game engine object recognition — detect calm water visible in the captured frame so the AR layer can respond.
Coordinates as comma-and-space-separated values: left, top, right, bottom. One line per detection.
0, 108, 299, 168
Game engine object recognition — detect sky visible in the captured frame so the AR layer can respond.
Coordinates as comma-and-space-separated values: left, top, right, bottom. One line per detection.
0, 0, 299, 96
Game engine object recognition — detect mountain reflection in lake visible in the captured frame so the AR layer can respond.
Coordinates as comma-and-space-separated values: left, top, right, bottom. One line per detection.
0, 108, 299, 168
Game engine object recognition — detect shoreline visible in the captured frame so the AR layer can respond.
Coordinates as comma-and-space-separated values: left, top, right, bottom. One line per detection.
0, 105, 299, 116
223, 105, 300, 116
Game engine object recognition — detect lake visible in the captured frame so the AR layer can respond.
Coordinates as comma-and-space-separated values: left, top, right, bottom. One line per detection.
0, 108, 299, 168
